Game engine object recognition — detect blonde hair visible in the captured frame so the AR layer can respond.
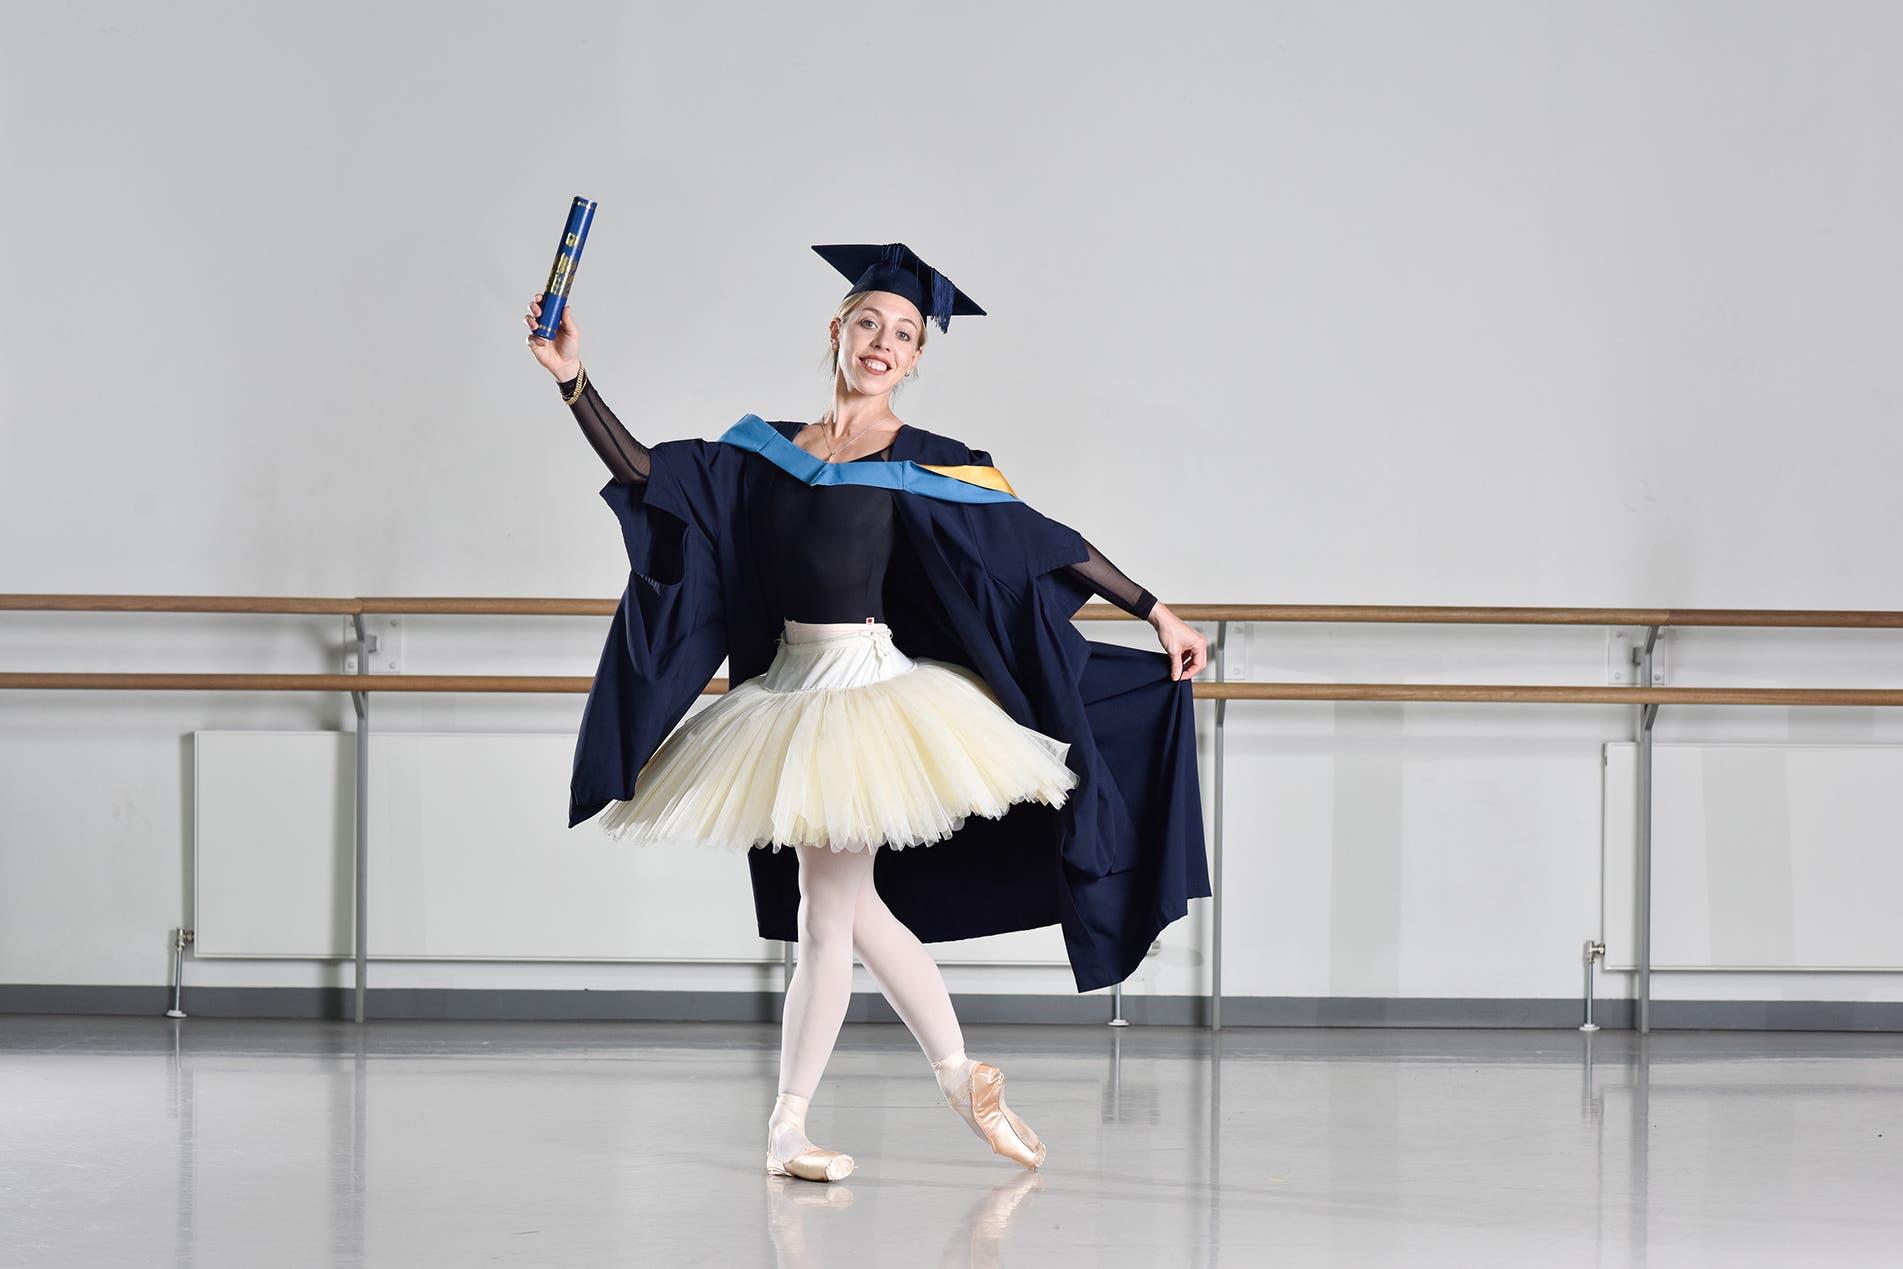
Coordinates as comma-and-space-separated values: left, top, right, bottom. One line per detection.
820, 290, 928, 387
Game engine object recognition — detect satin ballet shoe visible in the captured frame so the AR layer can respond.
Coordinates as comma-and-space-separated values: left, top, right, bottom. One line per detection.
765, 1101, 854, 1182
766, 1147, 855, 1182
947, 1061, 1047, 1170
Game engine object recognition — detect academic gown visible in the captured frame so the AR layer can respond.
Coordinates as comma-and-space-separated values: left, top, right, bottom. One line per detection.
568, 414, 1210, 993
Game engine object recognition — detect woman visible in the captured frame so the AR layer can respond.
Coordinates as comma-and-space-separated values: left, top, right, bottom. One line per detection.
524, 243, 1208, 1183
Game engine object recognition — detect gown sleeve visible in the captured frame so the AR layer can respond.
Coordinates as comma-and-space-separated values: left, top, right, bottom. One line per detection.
965, 444, 1157, 621
559, 369, 650, 484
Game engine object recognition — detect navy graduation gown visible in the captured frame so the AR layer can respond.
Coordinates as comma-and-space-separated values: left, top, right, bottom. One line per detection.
568, 415, 1210, 992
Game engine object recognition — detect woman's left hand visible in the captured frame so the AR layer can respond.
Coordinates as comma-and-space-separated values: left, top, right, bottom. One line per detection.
1148, 603, 1207, 681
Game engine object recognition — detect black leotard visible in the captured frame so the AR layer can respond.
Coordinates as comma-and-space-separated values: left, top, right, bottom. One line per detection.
560, 371, 1159, 623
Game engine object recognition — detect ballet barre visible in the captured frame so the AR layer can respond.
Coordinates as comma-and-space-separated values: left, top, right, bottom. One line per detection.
6, 594, 1903, 1032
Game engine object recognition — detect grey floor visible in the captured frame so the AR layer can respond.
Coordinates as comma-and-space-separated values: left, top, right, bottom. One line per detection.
1, 1018, 1899, 1267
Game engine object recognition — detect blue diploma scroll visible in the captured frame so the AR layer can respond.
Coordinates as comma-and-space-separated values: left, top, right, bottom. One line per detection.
535, 196, 598, 340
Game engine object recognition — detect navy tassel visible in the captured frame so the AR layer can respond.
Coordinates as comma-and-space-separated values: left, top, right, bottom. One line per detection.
881, 243, 906, 266
931, 269, 954, 333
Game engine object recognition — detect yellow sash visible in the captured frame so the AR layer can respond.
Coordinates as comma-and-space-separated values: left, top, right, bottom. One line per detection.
916, 463, 1018, 497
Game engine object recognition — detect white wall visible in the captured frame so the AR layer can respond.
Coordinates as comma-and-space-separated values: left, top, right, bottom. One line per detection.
3, 2, 1901, 1009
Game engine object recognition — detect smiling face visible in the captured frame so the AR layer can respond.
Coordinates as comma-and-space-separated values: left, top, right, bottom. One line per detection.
830, 290, 926, 395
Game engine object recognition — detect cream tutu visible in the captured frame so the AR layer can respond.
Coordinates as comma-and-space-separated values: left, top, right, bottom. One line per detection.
598, 619, 1079, 853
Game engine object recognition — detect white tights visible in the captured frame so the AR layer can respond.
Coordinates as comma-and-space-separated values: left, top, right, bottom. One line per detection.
779, 840, 964, 1094
769, 840, 977, 1158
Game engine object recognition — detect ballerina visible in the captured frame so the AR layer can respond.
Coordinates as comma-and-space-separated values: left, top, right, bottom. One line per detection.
525, 242, 1209, 1181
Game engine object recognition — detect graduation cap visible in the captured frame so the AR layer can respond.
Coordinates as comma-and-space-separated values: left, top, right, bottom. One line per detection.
811, 242, 986, 334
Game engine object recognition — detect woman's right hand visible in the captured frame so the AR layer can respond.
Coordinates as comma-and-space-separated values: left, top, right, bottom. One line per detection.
524, 291, 582, 382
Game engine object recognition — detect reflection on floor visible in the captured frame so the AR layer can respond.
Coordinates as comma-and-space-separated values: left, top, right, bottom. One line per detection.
2, 1018, 1900, 1267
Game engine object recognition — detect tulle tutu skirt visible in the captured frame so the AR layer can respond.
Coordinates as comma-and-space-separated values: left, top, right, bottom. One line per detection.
598, 619, 1080, 853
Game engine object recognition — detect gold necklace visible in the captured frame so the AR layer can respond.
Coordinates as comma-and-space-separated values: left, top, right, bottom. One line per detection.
811, 414, 894, 462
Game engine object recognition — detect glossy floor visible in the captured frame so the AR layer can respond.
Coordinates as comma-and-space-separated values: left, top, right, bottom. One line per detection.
2, 1018, 1899, 1267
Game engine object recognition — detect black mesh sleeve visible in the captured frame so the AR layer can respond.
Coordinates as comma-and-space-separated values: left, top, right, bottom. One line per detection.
559, 369, 650, 485
1069, 537, 1159, 621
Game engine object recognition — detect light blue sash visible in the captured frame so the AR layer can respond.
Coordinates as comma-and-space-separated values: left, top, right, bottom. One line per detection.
715, 414, 1021, 505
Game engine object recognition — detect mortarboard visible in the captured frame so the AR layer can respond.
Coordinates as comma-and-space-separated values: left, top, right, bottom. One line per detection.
811, 242, 986, 334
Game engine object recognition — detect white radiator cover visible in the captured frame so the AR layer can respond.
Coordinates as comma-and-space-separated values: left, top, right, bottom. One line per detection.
1603, 742, 1903, 972
189, 731, 1070, 966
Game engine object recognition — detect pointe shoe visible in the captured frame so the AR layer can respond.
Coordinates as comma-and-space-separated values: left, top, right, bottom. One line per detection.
766, 1147, 855, 1182
766, 1123, 856, 1182
948, 1061, 1047, 1170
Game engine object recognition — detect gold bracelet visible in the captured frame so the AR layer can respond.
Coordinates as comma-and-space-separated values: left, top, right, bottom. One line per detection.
559, 362, 588, 405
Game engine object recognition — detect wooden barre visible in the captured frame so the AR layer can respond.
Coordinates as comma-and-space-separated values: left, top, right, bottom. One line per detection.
3, 672, 1901, 706
4, 594, 1903, 628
